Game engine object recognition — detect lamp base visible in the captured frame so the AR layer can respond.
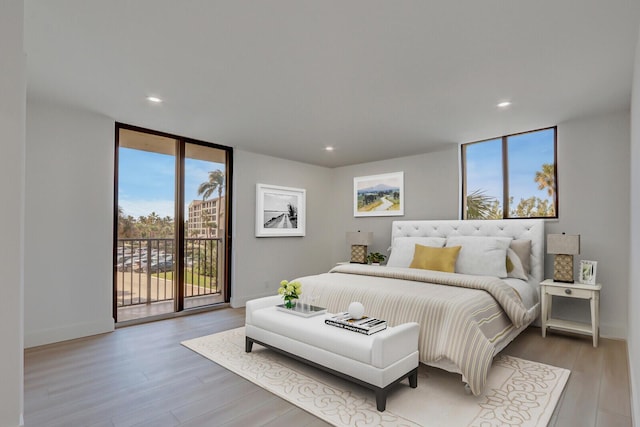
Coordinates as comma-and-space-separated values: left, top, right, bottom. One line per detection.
553, 254, 574, 283
350, 245, 368, 264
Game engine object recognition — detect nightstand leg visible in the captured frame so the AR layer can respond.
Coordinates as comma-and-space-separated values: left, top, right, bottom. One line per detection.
591, 293, 599, 347
541, 290, 548, 338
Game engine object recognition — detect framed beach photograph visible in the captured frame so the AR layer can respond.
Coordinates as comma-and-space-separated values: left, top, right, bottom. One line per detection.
256, 183, 306, 237
579, 260, 597, 285
354, 172, 404, 217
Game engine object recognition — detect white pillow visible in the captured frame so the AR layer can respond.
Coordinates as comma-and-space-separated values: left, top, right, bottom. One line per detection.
387, 237, 446, 268
506, 248, 529, 281
445, 236, 512, 278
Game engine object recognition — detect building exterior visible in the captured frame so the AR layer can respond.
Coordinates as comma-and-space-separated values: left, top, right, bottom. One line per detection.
187, 197, 225, 238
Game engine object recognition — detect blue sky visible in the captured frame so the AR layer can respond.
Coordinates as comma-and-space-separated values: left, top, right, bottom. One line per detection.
118, 148, 225, 218
465, 128, 555, 210
119, 128, 553, 218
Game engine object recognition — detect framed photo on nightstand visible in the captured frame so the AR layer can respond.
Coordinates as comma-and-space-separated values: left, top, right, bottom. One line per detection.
579, 260, 597, 285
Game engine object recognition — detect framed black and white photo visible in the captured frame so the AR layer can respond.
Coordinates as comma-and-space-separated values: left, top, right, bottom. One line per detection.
354, 171, 404, 217
579, 260, 597, 285
256, 184, 306, 237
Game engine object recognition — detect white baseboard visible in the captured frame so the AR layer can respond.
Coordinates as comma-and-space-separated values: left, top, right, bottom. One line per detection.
630, 358, 639, 427
25, 317, 115, 348
600, 321, 627, 340
231, 292, 276, 308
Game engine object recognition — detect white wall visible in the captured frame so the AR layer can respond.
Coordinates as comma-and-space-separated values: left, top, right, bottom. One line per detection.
22, 100, 632, 343
545, 111, 631, 338
24, 100, 115, 347
327, 114, 630, 339
0, 0, 25, 425
19, 85, 635, 422
328, 147, 459, 262
628, 23, 640, 427
231, 150, 334, 306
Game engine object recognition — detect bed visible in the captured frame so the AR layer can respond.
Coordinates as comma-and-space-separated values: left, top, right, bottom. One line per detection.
293, 219, 544, 396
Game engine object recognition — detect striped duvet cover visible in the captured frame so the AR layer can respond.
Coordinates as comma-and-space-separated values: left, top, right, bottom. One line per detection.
294, 264, 535, 396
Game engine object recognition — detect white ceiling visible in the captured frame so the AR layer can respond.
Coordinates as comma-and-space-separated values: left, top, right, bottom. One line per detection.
24, 1, 640, 167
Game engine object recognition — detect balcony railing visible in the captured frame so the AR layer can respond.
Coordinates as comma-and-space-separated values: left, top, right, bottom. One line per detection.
115, 237, 221, 307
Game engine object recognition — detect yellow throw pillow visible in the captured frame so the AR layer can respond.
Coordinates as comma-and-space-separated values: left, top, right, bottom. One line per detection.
409, 244, 462, 273
506, 256, 514, 273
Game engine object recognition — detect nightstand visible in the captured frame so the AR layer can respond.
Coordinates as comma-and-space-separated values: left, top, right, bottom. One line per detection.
540, 279, 602, 347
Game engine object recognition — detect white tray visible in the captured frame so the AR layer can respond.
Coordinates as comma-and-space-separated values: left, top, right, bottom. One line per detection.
276, 304, 327, 318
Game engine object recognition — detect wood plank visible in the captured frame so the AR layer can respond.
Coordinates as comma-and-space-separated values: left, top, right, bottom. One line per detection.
261, 407, 332, 427
23, 308, 631, 427
599, 339, 632, 417
552, 371, 598, 427
596, 410, 633, 427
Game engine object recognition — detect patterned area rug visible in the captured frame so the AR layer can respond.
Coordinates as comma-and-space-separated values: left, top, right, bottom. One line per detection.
182, 327, 569, 427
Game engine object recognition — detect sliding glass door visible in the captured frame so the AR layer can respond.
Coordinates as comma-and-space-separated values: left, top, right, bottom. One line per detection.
114, 124, 232, 322
183, 143, 229, 310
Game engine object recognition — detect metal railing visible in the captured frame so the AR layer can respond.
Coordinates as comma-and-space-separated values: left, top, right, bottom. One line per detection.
115, 237, 221, 307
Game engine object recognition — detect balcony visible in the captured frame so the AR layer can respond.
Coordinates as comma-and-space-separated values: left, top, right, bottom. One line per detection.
115, 237, 224, 322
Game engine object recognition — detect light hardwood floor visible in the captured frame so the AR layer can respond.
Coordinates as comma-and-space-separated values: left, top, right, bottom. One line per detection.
24, 308, 632, 427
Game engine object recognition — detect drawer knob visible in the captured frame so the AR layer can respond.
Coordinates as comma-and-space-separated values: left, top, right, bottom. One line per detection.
564, 288, 572, 295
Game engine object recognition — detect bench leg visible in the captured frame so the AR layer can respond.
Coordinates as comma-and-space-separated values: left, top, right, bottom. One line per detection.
375, 389, 387, 412
245, 337, 253, 353
408, 368, 418, 388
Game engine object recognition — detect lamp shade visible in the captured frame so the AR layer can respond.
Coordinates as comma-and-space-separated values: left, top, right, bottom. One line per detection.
346, 231, 373, 246
547, 234, 580, 255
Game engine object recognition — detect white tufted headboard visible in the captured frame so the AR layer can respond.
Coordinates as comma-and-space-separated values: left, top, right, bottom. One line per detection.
391, 219, 545, 284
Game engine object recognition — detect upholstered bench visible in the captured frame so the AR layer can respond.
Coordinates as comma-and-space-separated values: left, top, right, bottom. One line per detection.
245, 295, 419, 411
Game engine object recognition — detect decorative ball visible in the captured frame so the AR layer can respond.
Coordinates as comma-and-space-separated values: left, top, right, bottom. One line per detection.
348, 302, 365, 320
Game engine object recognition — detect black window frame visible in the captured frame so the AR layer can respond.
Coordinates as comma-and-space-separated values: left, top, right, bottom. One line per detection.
461, 126, 558, 220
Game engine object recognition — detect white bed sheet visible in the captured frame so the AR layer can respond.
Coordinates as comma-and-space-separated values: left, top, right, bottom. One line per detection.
502, 277, 539, 310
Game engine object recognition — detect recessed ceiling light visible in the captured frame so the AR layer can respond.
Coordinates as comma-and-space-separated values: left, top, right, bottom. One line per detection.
146, 96, 163, 103
497, 101, 512, 108
325, 146, 334, 151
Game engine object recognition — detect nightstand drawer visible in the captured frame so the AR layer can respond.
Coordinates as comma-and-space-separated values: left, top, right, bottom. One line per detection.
543, 286, 593, 299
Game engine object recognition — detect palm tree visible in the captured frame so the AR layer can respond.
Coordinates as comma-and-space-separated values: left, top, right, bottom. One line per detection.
466, 189, 497, 219
197, 169, 225, 237
535, 163, 555, 197
534, 163, 556, 215
117, 205, 136, 238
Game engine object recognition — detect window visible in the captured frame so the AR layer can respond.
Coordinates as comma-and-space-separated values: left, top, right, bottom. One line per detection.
461, 127, 557, 219
114, 124, 233, 323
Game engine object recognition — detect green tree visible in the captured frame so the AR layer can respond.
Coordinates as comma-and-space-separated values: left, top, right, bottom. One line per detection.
466, 189, 499, 219
487, 199, 503, 219
534, 163, 555, 197
534, 163, 556, 216
197, 169, 225, 237
117, 206, 136, 238
510, 197, 554, 217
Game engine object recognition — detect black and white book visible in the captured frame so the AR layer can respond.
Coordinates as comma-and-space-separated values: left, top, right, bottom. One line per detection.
325, 312, 387, 335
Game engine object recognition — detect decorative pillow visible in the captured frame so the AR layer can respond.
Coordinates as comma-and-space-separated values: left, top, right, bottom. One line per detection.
506, 248, 528, 280
445, 236, 512, 278
386, 237, 446, 268
409, 244, 461, 273
509, 239, 532, 274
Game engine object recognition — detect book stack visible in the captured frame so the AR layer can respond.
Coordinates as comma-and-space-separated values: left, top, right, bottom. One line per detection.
325, 312, 387, 335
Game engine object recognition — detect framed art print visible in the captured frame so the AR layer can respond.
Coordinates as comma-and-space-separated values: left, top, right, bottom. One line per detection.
579, 260, 597, 285
256, 184, 306, 237
354, 171, 404, 217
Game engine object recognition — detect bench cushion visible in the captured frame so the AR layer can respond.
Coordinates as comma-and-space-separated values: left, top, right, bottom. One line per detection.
251, 306, 375, 364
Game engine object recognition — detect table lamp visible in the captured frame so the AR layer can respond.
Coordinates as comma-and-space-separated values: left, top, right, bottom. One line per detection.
547, 233, 580, 283
346, 231, 373, 264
